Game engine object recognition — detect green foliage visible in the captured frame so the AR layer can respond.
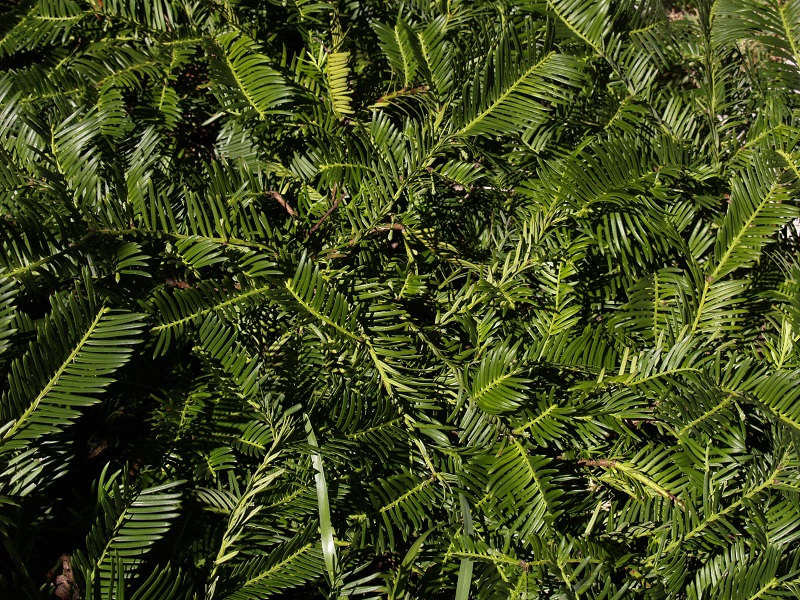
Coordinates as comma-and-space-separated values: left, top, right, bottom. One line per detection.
0, 0, 799, 598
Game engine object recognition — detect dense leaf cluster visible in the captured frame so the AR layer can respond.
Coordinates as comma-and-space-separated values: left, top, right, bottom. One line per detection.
1, 0, 800, 598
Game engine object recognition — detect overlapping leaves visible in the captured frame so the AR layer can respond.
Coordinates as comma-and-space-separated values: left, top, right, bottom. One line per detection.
1, 0, 799, 598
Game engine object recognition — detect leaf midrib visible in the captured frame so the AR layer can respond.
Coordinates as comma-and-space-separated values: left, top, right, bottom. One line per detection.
456, 52, 555, 137
2, 306, 108, 442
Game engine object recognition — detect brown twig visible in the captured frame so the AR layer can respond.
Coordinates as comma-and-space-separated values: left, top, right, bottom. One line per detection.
307, 185, 344, 237
347, 222, 405, 246
578, 459, 617, 468
373, 223, 405, 232
266, 190, 297, 218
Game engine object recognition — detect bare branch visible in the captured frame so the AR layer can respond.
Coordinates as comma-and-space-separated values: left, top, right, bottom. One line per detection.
307, 185, 344, 237
266, 191, 297, 218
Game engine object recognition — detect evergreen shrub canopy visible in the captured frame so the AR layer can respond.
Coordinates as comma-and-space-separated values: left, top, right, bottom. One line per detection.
1, 0, 800, 598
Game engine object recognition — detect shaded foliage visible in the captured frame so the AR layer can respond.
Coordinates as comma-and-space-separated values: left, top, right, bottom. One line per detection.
1, 0, 800, 598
